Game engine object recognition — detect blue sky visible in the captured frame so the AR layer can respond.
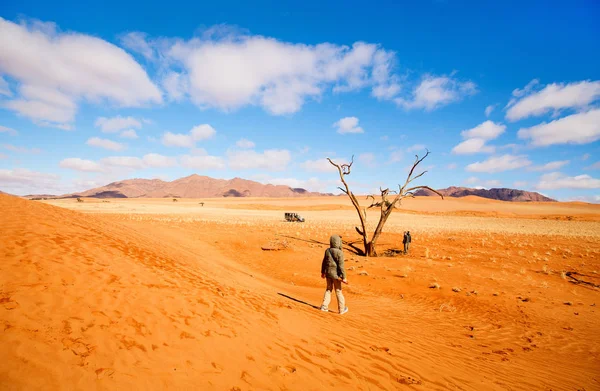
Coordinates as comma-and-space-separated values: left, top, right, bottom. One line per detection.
0, 0, 599, 201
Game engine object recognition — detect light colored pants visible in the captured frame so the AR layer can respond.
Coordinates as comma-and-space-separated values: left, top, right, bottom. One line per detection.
404, 242, 410, 254
321, 278, 345, 312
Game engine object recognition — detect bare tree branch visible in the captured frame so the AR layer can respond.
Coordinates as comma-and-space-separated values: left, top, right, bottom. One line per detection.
328, 149, 440, 257
405, 185, 444, 199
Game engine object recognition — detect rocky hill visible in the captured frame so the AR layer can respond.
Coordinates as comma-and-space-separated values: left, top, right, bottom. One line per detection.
60, 174, 328, 198
414, 186, 556, 202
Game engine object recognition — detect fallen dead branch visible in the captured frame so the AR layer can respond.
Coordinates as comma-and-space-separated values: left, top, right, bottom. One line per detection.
565, 271, 600, 289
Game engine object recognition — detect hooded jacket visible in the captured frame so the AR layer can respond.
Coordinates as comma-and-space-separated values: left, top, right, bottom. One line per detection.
321, 235, 346, 280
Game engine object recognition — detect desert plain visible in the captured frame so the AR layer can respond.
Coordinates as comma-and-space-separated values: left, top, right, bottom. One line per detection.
1, 194, 599, 390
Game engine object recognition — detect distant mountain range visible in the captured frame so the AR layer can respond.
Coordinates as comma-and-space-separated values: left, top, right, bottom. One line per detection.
414, 186, 556, 202
57, 174, 330, 198
4, 177, 555, 201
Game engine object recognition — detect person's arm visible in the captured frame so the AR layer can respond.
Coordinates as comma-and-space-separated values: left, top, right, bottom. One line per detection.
337, 251, 346, 281
321, 249, 328, 277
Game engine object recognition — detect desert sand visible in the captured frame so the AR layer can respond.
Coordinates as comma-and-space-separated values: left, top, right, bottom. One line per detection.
1, 194, 599, 390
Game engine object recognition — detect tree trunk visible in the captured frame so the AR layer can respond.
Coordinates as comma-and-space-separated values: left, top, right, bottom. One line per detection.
365, 241, 377, 257
366, 207, 392, 257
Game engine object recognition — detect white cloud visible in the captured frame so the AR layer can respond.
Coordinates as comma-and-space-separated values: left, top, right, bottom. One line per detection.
227, 149, 291, 171
511, 79, 539, 99
466, 154, 532, 173
191, 124, 216, 140
0, 75, 11, 96
484, 104, 496, 117
389, 149, 403, 163
161, 71, 188, 102
159, 31, 401, 115
370, 49, 401, 100
298, 146, 310, 154
498, 143, 522, 153
528, 160, 570, 172
517, 109, 600, 147
0, 168, 61, 195
0, 125, 17, 135
162, 132, 194, 148
446, 163, 457, 170
460, 120, 506, 140
358, 152, 376, 167
0, 153, 6, 159
536, 172, 600, 190
452, 138, 495, 154
60, 153, 177, 172
0, 18, 161, 128
395, 74, 477, 111
301, 158, 337, 172
465, 176, 479, 185
586, 161, 600, 170
452, 120, 506, 155
506, 80, 600, 121
100, 156, 143, 169
513, 180, 528, 188
235, 138, 255, 149
485, 179, 502, 187
95, 116, 142, 133
142, 153, 176, 168
180, 154, 225, 170
119, 32, 155, 60
86, 137, 125, 151
119, 129, 138, 139
2, 143, 41, 153
582, 153, 591, 161
162, 124, 216, 147
59, 158, 103, 172
334, 116, 364, 134
4, 96, 76, 128
406, 144, 426, 152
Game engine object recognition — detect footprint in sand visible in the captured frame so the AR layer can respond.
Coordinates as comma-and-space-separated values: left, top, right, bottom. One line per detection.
370, 346, 392, 354
272, 365, 297, 376
397, 375, 422, 385
1, 297, 19, 310
95, 368, 115, 379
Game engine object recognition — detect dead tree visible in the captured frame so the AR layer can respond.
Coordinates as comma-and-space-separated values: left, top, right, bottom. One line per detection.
76, 197, 83, 203
328, 150, 442, 257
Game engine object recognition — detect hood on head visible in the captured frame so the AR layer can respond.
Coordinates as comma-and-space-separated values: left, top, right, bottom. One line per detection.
330, 235, 342, 249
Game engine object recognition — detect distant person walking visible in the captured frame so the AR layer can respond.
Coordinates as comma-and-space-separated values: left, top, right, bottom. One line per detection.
403, 231, 412, 254
320, 234, 348, 315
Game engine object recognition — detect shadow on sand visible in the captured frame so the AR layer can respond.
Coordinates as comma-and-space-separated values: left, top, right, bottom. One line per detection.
276, 234, 364, 256
277, 293, 321, 310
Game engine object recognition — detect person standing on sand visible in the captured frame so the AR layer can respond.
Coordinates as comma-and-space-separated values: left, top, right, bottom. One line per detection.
320, 234, 349, 315
403, 231, 412, 254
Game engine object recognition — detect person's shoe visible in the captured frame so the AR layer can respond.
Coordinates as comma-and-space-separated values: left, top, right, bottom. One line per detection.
339, 307, 349, 315
320, 306, 328, 312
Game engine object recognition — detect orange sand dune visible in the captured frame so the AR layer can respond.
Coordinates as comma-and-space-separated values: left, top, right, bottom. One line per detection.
2, 194, 600, 390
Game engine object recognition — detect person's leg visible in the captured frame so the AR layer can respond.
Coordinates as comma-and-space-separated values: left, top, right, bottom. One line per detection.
321, 278, 334, 310
407, 242, 410, 254
333, 279, 346, 313
404, 242, 407, 254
